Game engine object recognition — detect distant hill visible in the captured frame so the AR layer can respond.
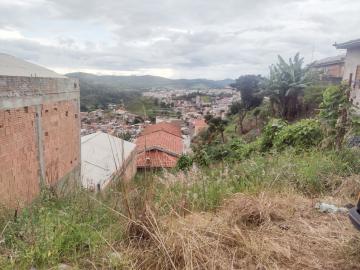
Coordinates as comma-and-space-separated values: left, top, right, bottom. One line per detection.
66, 72, 234, 90
66, 72, 234, 111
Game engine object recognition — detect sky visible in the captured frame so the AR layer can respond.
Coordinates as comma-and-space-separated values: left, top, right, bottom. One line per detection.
0, 0, 359, 80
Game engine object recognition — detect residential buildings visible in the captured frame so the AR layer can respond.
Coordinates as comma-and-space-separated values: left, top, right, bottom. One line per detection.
191, 119, 208, 137
136, 122, 184, 169
335, 39, 360, 106
312, 55, 345, 83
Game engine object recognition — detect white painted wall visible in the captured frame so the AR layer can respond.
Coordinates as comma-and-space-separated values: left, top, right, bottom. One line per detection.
343, 47, 360, 106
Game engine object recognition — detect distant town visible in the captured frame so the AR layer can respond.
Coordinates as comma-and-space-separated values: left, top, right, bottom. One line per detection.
80, 88, 240, 142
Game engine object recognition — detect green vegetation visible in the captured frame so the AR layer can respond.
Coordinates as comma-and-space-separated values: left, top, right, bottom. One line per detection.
0, 190, 127, 269
230, 75, 264, 133
1, 54, 360, 269
267, 53, 316, 120
125, 97, 161, 118
1, 146, 359, 268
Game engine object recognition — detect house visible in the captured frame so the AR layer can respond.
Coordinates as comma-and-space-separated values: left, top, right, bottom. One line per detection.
334, 39, 360, 106
0, 54, 80, 208
311, 55, 345, 83
81, 132, 137, 191
140, 121, 183, 138
192, 119, 208, 137
136, 122, 184, 169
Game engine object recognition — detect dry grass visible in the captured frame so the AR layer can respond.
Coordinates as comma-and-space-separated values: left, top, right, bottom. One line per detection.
121, 191, 360, 270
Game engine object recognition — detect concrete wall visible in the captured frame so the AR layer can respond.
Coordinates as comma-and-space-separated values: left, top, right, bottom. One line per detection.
0, 76, 80, 208
103, 149, 137, 191
343, 47, 360, 106
122, 149, 137, 182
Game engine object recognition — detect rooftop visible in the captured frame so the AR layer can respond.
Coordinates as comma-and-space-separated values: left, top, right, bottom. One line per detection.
0, 53, 66, 78
140, 122, 182, 138
193, 119, 208, 128
334, 39, 360, 49
136, 130, 183, 156
81, 132, 136, 189
312, 55, 346, 67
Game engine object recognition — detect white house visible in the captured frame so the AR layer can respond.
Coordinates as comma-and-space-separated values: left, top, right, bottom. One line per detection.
81, 132, 137, 191
335, 39, 360, 106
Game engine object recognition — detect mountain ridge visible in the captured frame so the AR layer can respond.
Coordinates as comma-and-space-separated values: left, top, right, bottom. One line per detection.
66, 72, 234, 90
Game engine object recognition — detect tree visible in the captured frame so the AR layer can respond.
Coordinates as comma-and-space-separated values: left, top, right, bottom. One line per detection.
205, 114, 228, 143
267, 53, 315, 120
230, 75, 264, 133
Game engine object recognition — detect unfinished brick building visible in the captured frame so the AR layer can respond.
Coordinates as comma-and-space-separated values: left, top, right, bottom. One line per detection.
0, 54, 81, 208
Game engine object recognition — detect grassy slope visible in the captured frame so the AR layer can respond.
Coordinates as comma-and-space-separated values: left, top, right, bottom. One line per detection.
1, 149, 360, 269
125, 97, 161, 117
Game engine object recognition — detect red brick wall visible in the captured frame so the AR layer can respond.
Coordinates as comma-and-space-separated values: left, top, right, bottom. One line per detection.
0, 106, 40, 207
0, 100, 80, 207
42, 99, 80, 187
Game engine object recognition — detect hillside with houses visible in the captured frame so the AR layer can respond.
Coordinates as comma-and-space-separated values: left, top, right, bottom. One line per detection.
1, 0, 360, 267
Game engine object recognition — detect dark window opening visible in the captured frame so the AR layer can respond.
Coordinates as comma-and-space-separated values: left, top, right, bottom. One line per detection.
75, 114, 78, 118
45, 109, 49, 113
74, 82, 77, 88
24, 107, 29, 113
65, 111, 68, 117
54, 107, 58, 111
45, 132, 49, 136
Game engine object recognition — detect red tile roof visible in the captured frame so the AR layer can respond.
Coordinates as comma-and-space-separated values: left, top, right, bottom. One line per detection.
136, 122, 183, 169
193, 119, 208, 136
140, 122, 182, 138
193, 119, 208, 128
136, 130, 183, 155
137, 150, 178, 168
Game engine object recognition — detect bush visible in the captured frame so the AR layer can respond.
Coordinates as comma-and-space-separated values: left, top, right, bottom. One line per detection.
260, 119, 287, 151
177, 155, 193, 171
274, 119, 322, 150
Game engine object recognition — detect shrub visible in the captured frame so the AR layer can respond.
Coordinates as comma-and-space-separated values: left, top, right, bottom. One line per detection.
177, 154, 193, 171
260, 118, 287, 151
273, 119, 322, 150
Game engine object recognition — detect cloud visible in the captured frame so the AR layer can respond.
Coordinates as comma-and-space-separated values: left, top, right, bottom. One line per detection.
0, 0, 359, 79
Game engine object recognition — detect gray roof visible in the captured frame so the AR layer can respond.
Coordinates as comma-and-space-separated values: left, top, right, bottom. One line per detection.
0, 53, 66, 78
81, 132, 136, 189
312, 54, 345, 67
334, 39, 360, 49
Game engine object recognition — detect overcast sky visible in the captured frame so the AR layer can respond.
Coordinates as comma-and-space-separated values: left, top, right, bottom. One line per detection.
0, 0, 359, 79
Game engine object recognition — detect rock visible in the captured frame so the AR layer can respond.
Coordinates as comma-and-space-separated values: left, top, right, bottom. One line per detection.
109, 252, 122, 266
315, 202, 348, 213
58, 264, 72, 270
279, 224, 290, 230
347, 136, 360, 148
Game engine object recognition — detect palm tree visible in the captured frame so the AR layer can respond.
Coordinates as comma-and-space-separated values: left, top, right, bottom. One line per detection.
267, 53, 315, 120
